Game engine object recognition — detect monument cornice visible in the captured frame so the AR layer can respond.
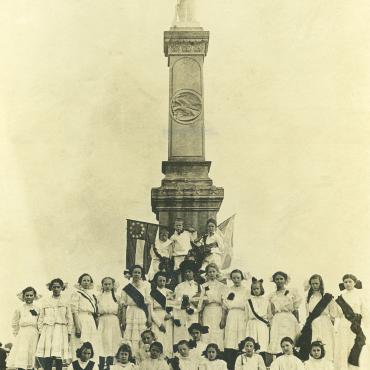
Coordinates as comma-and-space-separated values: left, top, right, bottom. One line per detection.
164, 30, 210, 56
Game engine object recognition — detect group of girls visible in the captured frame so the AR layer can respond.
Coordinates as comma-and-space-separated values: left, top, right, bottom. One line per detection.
6, 261, 368, 370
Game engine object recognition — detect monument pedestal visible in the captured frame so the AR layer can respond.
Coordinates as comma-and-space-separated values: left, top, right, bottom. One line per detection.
151, 28, 224, 235
151, 161, 224, 236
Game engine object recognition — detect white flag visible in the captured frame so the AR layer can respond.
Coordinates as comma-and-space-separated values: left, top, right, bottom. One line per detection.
218, 214, 236, 269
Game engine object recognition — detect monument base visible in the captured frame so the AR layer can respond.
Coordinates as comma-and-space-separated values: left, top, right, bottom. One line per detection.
151, 161, 224, 235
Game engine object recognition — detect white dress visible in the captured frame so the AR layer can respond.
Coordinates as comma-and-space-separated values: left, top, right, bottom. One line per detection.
170, 231, 193, 270
173, 280, 200, 343
97, 291, 122, 357
199, 280, 226, 349
268, 289, 301, 354
334, 289, 368, 370
138, 358, 170, 370
304, 358, 334, 370
223, 285, 249, 349
198, 359, 228, 370
189, 341, 207, 362
7, 304, 39, 369
121, 283, 150, 355
110, 363, 138, 370
270, 355, 304, 370
245, 296, 270, 352
150, 287, 174, 357
199, 233, 224, 268
305, 293, 336, 362
70, 288, 101, 360
36, 295, 72, 361
234, 353, 266, 370
148, 239, 172, 280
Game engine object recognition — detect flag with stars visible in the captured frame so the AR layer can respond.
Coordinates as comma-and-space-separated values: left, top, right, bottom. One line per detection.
126, 219, 159, 273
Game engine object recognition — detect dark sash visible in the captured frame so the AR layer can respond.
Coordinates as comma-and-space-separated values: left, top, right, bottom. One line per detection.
247, 298, 269, 325
123, 283, 148, 317
150, 288, 166, 309
72, 360, 95, 370
336, 295, 366, 366
76, 290, 99, 328
297, 293, 333, 361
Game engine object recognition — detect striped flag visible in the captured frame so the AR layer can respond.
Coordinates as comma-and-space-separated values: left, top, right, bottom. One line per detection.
125, 219, 159, 273
218, 214, 236, 269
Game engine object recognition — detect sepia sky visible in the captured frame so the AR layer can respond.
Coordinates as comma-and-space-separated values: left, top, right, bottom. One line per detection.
1, 0, 370, 341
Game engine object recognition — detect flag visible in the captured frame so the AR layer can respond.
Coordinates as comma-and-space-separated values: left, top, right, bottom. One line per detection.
126, 219, 159, 273
218, 214, 236, 269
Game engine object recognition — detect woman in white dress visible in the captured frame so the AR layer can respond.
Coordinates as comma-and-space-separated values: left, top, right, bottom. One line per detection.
7, 287, 40, 370
98, 277, 122, 368
304, 341, 333, 370
121, 265, 152, 355
234, 337, 266, 370
334, 274, 367, 370
270, 337, 304, 370
36, 278, 73, 370
110, 344, 137, 370
268, 272, 301, 355
245, 278, 270, 356
71, 274, 101, 363
221, 269, 249, 370
197, 219, 224, 269
198, 343, 228, 370
297, 275, 336, 362
199, 263, 226, 349
150, 271, 174, 358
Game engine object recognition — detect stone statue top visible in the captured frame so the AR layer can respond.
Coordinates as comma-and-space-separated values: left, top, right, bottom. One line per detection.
173, 0, 200, 28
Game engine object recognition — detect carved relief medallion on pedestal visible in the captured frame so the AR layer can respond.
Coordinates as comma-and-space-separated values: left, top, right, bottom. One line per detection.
170, 89, 202, 125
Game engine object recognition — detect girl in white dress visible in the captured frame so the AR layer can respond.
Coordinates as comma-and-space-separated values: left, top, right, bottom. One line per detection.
245, 278, 270, 355
121, 265, 152, 356
110, 344, 137, 370
188, 323, 208, 362
334, 274, 367, 370
135, 330, 156, 365
150, 272, 174, 358
68, 342, 96, 370
71, 274, 101, 363
270, 337, 304, 370
297, 275, 335, 362
197, 219, 224, 269
199, 264, 226, 349
169, 340, 196, 370
173, 260, 200, 343
198, 343, 228, 370
138, 342, 169, 370
234, 337, 266, 370
268, 272, 301, 355
7, 287, 40, 370
221, 269, 249, 370
304, 341, 333, 370
36, 278, 73, 370
148, 228, 173, 281
98, 277, 122, 368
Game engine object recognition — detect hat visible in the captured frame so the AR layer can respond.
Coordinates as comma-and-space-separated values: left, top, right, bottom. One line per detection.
179, 259, 198, 273
187, 323, 209, 334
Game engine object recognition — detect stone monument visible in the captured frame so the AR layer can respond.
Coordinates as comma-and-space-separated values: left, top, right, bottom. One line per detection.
151, 2, 224, 236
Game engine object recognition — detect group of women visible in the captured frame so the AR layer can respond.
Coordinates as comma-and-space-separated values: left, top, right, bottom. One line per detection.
4, 217, 368, 370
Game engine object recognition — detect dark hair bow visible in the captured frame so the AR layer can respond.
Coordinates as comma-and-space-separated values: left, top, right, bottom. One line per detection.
173, 319, 182, 327
29, 309, 38, 316
181, 295, 190, 309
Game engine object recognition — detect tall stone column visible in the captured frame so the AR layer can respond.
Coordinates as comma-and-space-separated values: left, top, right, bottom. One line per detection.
151, 27, 224, 236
